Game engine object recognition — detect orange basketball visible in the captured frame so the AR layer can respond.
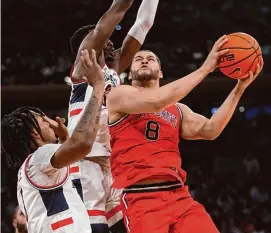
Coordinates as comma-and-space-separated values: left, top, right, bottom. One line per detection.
218, 32, 262, 79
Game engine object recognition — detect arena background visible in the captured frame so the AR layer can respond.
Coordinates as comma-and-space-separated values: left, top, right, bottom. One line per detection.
2, 0, 271, 232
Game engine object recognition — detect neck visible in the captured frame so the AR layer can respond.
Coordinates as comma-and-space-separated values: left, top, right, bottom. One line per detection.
35, 139, 48, 148
132, 79, 159, 90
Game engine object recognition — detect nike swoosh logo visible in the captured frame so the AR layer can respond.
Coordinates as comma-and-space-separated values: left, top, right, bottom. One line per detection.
228, 67, 241, 75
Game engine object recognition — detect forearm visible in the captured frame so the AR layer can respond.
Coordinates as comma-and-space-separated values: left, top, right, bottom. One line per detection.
156, 67, 209, 109
73, 85, 103, 140
128, 0, 159, 44
52, 84, 104, 168
201, 83, 245, 139
70, 84, 104, 155
78, 0, 133, 57
112, 0, 134, 11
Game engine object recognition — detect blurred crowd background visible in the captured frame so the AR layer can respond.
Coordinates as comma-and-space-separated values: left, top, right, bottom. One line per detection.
2, 0, 271, 232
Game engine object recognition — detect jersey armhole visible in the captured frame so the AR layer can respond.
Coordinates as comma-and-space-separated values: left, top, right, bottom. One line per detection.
24, 154, 69, 191
108, 114, 129, 127
174, 104, 183, 136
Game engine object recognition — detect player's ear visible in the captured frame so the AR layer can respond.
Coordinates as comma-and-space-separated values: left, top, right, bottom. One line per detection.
159, 70, 163, 79
12, 219, 17, 228
128, 72, 132, 80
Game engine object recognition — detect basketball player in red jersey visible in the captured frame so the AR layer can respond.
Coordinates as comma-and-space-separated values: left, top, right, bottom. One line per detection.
69, 1, 159, 233
106, 35, 264, 233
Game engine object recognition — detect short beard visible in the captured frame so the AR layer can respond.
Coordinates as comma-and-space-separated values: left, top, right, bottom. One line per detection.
131, 69, 159, 82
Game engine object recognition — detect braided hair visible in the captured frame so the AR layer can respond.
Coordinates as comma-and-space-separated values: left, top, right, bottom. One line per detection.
1, 107, 45, 168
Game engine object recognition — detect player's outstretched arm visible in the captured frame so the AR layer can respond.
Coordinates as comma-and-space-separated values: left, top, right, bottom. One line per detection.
51, 50, 105, 168
108, 35, 229, 114
75, 0, 134, 64
178, 59, 263, 140
115, 0, 159, 74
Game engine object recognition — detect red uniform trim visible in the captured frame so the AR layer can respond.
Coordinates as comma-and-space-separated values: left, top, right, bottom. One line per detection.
106, 205, 122, 220
69, 166, 79, 174
24, 154, 69, 190
51, 217, 74, 231
87, 210, 106, 217
69, 108, 83, 117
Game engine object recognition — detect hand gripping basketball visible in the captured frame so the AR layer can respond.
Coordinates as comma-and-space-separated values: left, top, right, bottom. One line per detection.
237, 56, 264, 90
201, 35, 229, 73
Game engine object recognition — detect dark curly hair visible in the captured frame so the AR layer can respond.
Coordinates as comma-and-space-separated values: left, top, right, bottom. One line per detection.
70, 24, 96, 56
1, 107, 45, 168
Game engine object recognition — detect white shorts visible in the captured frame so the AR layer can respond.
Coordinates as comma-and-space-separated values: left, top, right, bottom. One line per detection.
70, 159, 123, 227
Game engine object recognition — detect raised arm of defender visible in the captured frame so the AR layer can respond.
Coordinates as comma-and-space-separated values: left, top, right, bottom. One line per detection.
49, 50, 105, 168
115, 0, 159, 74
74, 0, 134, 67
107, 35, 229, 115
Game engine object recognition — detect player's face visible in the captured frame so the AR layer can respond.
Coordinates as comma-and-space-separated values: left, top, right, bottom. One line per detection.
130, 51, 162, 81
103, 39, 115, 62
13, 208, 27, 232
35, 114, 57, 144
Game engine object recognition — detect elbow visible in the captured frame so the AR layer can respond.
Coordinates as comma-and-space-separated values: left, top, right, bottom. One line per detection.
204, 130, 222, 140
206, 134, 219, 140
139, 19, 154, 31
200, 122, 221, 140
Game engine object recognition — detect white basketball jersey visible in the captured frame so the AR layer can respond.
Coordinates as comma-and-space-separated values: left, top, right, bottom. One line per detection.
68, 64, 121, 158
17, 144, 92, 233
67, 64, 122, 224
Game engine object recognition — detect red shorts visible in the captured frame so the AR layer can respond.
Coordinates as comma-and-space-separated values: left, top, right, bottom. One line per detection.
120, 182, 219, 233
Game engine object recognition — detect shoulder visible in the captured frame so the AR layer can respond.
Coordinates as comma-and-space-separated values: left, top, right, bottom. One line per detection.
107, 85, 137, 98
30, 144, 61, 165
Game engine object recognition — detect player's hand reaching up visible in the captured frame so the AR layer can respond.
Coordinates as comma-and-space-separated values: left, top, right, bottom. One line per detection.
237, 57, 264, 90
80, 49, 105, 87
202, 35, 229, 73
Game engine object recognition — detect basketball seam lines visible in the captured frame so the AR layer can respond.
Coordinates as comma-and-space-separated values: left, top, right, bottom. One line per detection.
240, 54, 262, 78
219, 46, 260, 68
230, 34, 261, 64
223, 47, 253, 50
230, 34, 255, 47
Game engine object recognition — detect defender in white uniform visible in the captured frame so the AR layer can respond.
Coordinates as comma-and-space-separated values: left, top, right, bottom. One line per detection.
17, 144, 92, 233
1, 49, 104, 233
68, 64, 123, 229
68, 1, 159, 232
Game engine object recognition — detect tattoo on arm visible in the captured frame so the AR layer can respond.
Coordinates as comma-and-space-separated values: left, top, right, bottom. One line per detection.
74, 89, 103, 134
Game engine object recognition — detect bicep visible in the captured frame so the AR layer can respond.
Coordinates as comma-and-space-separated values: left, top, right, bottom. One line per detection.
179, 104, 209, 140
107, 86, 160, 114
77, 7, 127, 60
52, 138, 90, 169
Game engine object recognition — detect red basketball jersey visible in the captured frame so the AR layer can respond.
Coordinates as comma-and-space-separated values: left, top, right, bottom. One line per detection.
109, 104, 187, 189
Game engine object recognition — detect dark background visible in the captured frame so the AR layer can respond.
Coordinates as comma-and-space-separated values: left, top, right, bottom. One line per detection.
2, 0, 271, 232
